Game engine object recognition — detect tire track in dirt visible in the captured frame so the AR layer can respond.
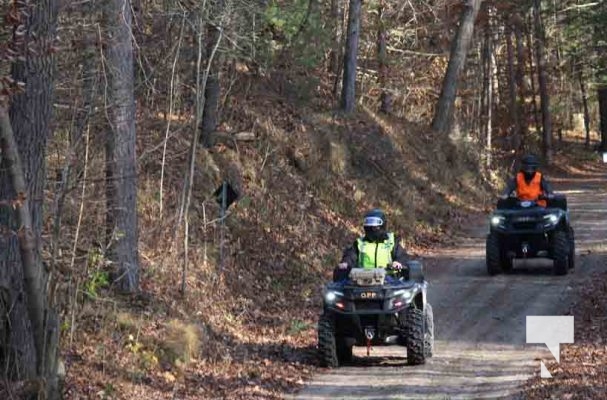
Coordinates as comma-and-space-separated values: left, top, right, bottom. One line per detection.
292, 170, 606, 400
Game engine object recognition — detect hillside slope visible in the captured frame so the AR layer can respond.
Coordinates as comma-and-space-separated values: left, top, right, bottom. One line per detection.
60, 73, 501, 399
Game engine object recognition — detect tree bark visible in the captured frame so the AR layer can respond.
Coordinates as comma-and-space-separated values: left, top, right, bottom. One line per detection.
1, 0, 60, 396
377, 0, 392, 113
103, 0, 140, 293
431, 0, 482, 134
340, 0, 362, 113
533, 0, 553, 163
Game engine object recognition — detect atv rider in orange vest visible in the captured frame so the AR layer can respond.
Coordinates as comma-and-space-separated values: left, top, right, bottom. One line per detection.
333, 208, 410, 281
501, 154, 554, 207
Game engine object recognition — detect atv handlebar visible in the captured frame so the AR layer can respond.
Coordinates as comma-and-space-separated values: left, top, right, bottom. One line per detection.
501, 193, 555, 201
388, 261, 425, 282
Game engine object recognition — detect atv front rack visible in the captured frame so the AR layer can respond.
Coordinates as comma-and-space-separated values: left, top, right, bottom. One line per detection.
348, 268, 386, 286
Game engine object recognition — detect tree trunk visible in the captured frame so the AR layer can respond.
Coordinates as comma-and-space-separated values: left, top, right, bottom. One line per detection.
179, 14, 223, 293
506, 23, 522, 150
526, 18, 541, 141
482, 17, 494, 167
431, 0, 482, 134
533, 0, 553, 163
475, 40, 484, 140
340, 0, 362, 113
71, 13, 98, 154
103, 0, 140, 293
333, 0, 348, 97
1, 0, 60, 396
514, 16, 528, 141
377, 0, 392, 113
0, 107, 41, 392
329, 0, 344, 76
598, 87, 607, 151
200, 11, 223, 148
578, 69, 591, 147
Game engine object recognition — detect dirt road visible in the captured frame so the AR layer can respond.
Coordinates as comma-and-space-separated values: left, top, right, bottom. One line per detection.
293, 171, 606, 400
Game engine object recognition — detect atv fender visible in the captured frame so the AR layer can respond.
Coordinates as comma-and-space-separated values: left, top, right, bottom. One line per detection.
407, 260, 424, 282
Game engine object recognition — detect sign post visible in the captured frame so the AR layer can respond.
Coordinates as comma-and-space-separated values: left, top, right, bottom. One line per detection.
220, 182, 227, 272
213, 181, 239, 272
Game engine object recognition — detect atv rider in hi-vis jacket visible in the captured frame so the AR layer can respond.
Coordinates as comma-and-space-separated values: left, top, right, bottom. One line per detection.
501, 154, 554, 207
333, 208, 410, 282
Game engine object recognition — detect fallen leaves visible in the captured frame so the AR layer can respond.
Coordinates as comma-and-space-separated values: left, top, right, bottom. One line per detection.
522, 262, 607, 399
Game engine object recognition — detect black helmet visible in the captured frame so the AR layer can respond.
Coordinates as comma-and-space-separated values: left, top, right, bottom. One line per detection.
363, 208, 387, 241
521, 154, 540, 178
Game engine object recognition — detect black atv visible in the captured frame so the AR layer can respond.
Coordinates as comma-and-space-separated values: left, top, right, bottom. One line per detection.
317, 262, 434, 367
486, 194, 575, 276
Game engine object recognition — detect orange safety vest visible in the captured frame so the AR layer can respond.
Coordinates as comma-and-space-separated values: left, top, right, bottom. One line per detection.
516, 172, 546, 207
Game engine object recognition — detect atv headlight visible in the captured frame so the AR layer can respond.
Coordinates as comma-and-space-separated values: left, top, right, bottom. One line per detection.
324, 290, 343, 303
545, 214, 558, 224
543, 211, 562, 226
393, 289, 413, 301
392, 289, 414, 309
490, 215, 505, 226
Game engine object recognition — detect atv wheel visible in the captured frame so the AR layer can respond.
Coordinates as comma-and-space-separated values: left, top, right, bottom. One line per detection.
552, 230, 569, 276
405, 307, 426, 365
486, 233, 502, 276
568, 228, 575, 270
317, 314, 339, 367
424, 303, 434, 358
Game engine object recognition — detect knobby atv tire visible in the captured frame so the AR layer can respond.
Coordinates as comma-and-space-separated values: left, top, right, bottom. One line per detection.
405, 307, 426, 365
552, 230, 569, 276
424, 303, 434, 358
568, 228, 575, 270
317, 314, 339, 368
486, 233, 502, 276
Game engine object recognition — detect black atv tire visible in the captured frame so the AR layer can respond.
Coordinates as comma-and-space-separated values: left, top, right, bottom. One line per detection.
336, 340, 353, 364
552, 230, 569, 276
568, 228, 575, 270
405, 307, 426, 365
317, 314, 339, 367
424, 303, 434, 358
486, 233, 502, 276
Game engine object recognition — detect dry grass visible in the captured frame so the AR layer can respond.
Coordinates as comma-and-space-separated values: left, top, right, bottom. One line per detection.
158, 320, 202, 366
